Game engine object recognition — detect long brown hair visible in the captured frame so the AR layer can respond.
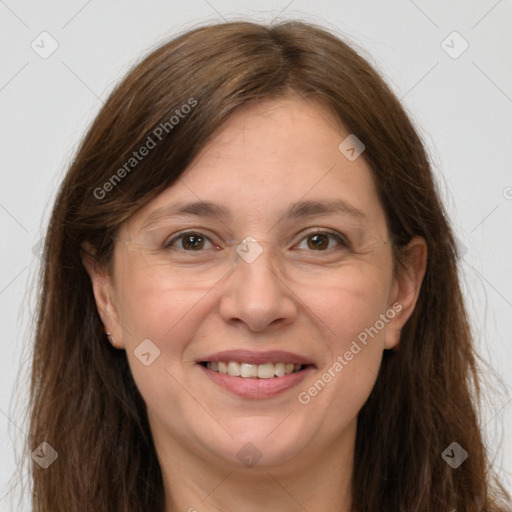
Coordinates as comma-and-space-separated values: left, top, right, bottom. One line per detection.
27, 20, 510, 511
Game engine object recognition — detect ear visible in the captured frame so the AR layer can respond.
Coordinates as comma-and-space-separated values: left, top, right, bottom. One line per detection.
81, 243, 125, 349
384, 236, 428, 350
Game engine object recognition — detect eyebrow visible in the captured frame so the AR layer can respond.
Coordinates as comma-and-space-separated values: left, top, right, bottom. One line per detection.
141, 198, 366, 229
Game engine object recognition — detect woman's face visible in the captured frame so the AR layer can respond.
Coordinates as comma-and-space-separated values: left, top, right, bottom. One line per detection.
89, 96, 425, 473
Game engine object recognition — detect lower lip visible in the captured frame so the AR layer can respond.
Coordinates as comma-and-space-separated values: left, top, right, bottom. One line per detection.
198, 364, 314, 399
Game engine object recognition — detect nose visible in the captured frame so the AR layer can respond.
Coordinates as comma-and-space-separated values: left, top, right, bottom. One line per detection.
218, 242, 298, 332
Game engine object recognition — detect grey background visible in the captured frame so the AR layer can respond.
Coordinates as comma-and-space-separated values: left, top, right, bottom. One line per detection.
1, 0, 511, 509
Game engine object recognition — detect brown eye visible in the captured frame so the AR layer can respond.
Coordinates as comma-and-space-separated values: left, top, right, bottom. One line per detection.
181, 234, 205, 250
307, 233, 330, 250
295, 231, 349, 252
164, 232, 215, 251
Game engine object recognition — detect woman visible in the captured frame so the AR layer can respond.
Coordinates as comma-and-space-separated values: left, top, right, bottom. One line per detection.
28, 20, 510, 511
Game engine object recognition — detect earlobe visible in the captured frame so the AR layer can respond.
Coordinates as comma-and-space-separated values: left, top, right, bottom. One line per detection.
81, 244, 124, 349
384, 236, 428, 350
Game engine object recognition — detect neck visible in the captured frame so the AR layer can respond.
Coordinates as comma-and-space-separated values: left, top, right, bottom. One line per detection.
155, 420, 356, 512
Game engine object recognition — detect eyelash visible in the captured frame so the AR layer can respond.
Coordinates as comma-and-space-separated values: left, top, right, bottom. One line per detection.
163, 230, 351, 252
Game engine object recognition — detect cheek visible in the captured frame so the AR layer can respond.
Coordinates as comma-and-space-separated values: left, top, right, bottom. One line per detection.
307, 286, 389, 389
112, 268, 211, 411
300, 260, 393, 349
114, 252, 204, 344
294, 264, 392, 411
114, 279, 208, 421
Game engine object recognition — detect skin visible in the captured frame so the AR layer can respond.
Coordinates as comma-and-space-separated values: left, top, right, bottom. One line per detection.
84, 96, 427, 512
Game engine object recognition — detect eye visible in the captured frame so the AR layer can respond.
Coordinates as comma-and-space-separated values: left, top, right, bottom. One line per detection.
164, 231, 217, 251
295, 231, 350, 251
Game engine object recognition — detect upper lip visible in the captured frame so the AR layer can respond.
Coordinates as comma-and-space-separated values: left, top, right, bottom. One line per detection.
198, 349, 315, 366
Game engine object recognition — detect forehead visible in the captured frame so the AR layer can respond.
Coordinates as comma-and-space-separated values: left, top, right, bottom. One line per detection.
186, 96, 354, 184
124, 96, 387, 234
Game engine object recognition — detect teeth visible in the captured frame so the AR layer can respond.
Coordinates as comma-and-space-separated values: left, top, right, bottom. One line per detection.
240, 363, 258, 378
274, 362, 285, 377
205, 361, 304, 378
257, 363, 275, 379
227, 361, 241, 376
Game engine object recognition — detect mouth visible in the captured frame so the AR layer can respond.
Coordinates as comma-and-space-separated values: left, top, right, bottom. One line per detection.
196, 350, 316, 399
199, 361, 311, 378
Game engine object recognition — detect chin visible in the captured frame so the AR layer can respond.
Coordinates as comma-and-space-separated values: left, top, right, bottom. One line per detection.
204, 417, 312, 470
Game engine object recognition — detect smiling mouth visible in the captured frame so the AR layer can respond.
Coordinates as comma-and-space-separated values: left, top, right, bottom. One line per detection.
200, 361, 311, 378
